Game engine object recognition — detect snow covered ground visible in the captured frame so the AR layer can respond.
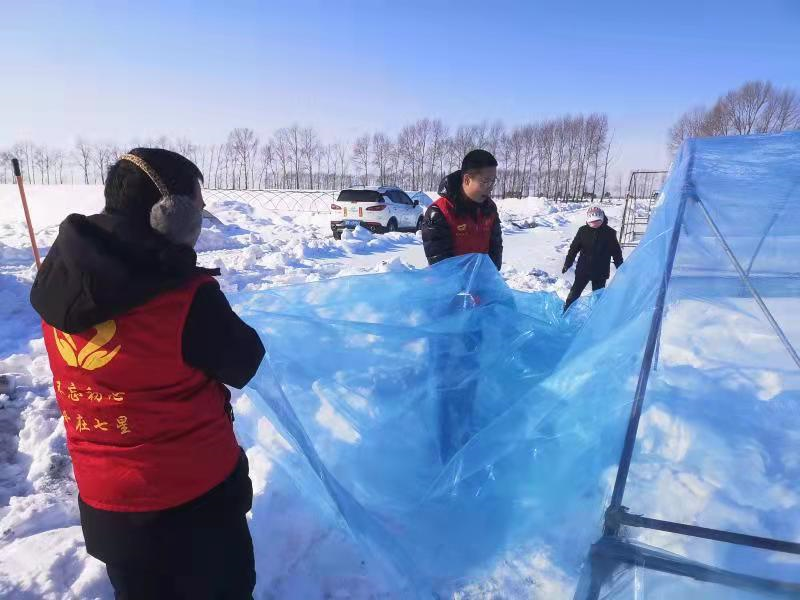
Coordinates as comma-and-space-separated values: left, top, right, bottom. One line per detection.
0, 185, 622, 599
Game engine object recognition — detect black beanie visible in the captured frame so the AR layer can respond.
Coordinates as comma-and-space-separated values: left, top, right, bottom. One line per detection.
126, 148, 203, 197
104, 148, 202, 221
461, 149, 498, 172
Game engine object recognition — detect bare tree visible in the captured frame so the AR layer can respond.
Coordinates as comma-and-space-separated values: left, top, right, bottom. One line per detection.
668, 106, 707, 153
32, 146, 48, 184
371, 132, 391, 185
599, 130, 616, 203
561, 115, 584, 201
427, 120, 448, 190
669, 80, 800, 151
227, 128, 259, 189
314, 141, 325, 189
53, 150, 65, 184
760, 88, 800, 133
91, 144, 114, 184
73, 140, 93, 185
388, 141, 404, 188
0, 150, 11, 184
300, 127, 320, 189
175, 137, 197, 163
272, 129, 292, 189
207, 144, 218, 188
396, 125, 416, 188
352, 134, 370, 186
413, 119, 432, 191
14, 142, 34, 183
288, 125, 302, 189
335, 143, 349, 189
451, 125, 476, 165
257, 143, 274, 188
217, 144, 232, 188
322, 145, 336, 189
196, 145, 208, 185
534, 122, 554, 197
724, 81, 773, 135
220, 142, 234, 188
486, 121, 505, 157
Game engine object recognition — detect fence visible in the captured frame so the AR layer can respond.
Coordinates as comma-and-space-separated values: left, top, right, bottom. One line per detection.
619, 170, 668, 247
203, 188, 436, 214
203, 188, 338, 213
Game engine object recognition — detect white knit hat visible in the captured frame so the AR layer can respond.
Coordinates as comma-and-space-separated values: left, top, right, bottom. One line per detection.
586, 206, 605, 224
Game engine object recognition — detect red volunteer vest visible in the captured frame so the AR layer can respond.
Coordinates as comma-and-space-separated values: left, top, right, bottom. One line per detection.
43, 275, 241, 512
434, 196, 496, 256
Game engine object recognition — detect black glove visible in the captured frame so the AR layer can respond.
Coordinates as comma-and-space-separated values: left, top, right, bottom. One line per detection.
562, 266, 568, 274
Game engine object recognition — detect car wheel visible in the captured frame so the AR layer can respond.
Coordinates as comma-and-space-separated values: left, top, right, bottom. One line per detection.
387, 218, 398, 233
333, 230, 342, 240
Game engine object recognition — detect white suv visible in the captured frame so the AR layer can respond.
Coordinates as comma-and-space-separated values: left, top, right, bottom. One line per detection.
330, 186, 424, 240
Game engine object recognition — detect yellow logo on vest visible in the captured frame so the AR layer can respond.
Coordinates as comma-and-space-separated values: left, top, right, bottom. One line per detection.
54, 321, 122, 371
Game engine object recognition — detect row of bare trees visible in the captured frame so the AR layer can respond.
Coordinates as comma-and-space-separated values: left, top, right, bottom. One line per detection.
0, 143, 68, 185
2, 115, 615, 200
277, 116, 615, 200
0, 140, 133, 186
669, 80, 800, 152
337, 115, 615, 200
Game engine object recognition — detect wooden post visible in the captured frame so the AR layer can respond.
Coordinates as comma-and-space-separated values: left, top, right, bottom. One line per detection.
11, 158, 41, 269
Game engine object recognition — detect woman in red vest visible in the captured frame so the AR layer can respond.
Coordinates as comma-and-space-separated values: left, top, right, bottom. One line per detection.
421, 149, 503, 270
30, 148, 264, 599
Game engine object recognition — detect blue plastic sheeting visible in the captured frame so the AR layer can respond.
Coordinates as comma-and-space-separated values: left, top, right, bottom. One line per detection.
595, 132, 800, 599
234, 255, 622, 596
234, 131, 800, 598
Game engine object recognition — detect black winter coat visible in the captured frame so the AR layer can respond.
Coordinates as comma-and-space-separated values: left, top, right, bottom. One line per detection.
29, 207, 264, 568
564, 217, 623, 279
421, 170, 503, 270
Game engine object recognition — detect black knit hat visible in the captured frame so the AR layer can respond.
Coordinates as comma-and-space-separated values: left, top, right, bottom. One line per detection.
461, 149, 498, 172
104, 148, 202, 222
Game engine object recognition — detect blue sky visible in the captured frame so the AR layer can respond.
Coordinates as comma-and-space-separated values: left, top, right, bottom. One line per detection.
2, 0, 799, 178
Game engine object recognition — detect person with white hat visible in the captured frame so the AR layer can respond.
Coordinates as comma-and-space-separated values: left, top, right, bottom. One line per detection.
561, 206, 623, 311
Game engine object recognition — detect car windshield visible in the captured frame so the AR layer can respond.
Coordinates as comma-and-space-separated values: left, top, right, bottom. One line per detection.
337, 190, 383, 203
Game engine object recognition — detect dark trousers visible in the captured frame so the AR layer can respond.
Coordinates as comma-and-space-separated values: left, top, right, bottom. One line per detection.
437, 330, 482, 463
80, 452, 256, 600
105, 512, 255, 600
564, 274, 607, 311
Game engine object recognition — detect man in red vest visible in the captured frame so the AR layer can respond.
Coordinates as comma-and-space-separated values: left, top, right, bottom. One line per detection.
421, 150, 503, 462
30, 148, 264, 599
422, 149, 503, 269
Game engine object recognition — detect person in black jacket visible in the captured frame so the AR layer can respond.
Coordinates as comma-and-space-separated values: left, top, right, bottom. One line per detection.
562, 206, 623, 311
422, 149, 503, 270
30, 148, 264, 600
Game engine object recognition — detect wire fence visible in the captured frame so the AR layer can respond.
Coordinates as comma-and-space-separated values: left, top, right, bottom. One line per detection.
203, 188, 338, 213
203, 188, 436, 214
